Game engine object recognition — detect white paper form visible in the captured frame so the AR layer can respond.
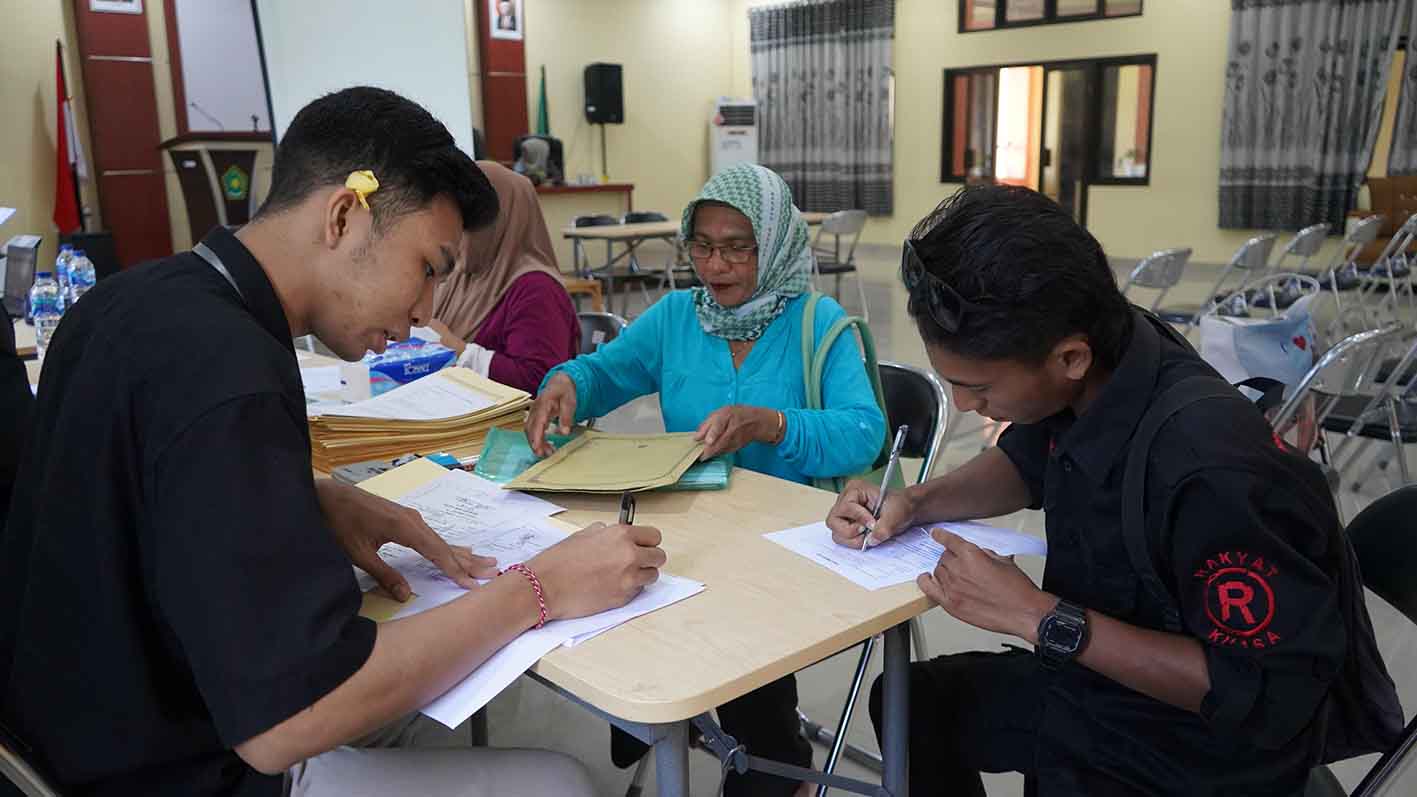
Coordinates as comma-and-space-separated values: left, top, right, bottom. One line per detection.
329, 374, 496, 420
356, 469, 705, 728
418, 573, 704, 728
765, 521, 1046, 591
355, 470, 564, 595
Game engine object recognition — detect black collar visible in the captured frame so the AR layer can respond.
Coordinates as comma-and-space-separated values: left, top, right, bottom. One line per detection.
1054, 309, 1159, 483
197, 226, 294, 356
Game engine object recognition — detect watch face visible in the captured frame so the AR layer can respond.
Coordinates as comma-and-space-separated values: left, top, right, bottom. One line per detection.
1043, 618, 1084, 653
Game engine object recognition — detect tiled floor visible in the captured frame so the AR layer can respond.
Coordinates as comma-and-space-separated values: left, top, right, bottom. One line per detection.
481, 246, 1416, 796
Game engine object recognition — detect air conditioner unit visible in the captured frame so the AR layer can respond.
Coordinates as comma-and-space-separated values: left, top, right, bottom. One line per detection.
710, 97, 757, 174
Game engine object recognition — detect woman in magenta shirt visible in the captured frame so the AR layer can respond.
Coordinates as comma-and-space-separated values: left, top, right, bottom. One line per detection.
430, 161, 578, 392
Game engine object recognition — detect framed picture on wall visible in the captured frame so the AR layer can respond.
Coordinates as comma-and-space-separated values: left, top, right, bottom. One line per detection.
489, 0, 523, 40
90, 0, 143, 14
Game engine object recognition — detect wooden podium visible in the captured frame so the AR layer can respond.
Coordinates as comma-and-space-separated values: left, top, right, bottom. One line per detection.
159, 132, 272, 242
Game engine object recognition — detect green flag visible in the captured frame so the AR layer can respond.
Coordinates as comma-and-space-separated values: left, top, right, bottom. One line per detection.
535, 65, 550, 136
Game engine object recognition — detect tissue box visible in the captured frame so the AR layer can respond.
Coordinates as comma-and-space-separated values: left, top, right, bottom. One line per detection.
362, 337, 457, 396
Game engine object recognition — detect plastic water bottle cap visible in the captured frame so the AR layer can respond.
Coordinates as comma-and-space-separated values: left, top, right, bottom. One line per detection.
75, 250, 86, 257
35, 272, 52, 278
59, 244, 72, 251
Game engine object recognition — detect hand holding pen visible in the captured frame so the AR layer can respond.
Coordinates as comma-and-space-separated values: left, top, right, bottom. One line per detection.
824, 426, 916, 550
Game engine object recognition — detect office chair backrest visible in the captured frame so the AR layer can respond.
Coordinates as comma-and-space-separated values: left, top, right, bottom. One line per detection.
572, 214, 619, 228
512, 135, 564, 176
622, 211, 668, 225
878, 360, 950, 484
577, 311, 628, 355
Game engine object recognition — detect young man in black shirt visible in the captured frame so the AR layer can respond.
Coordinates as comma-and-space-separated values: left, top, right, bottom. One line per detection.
0, 87, 664, 796
827, 185, 1366, 796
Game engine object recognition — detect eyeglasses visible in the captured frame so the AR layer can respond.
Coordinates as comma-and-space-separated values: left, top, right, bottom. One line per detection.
900, 239, 985, 334
686, 240, 758, 265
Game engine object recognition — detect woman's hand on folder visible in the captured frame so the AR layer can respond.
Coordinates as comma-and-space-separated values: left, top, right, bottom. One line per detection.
826, 479, 917, 549
316, 479, 499, 601
526, 373, 579, 457
694, 405, 778, 460
527, 522, 666, 620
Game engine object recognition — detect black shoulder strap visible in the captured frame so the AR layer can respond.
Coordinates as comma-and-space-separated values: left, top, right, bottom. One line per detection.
1122, 375, 1244, 632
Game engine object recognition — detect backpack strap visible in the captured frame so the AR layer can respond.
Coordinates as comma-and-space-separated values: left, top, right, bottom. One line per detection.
1122, 375, 1244, 633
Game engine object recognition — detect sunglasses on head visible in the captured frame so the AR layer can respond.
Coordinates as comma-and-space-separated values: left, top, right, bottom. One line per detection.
899, 239, 986, 334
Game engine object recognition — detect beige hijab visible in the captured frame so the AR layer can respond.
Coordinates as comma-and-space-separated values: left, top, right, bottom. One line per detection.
433, 161, 563, 341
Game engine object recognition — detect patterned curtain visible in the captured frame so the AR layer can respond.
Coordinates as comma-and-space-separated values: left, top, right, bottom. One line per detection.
1386, 6, 1417, 174
1219, 0, 1403, 230
749, 0, 894, 215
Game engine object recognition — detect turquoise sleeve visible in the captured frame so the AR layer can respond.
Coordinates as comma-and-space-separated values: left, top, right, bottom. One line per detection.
541, 298, 668, 422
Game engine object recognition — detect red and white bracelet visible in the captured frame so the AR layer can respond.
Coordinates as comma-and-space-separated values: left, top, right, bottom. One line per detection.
501, 563, 548, 629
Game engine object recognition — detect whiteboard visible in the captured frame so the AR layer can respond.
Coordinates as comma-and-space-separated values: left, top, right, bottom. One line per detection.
174, 0, 269, 132
253, 0, 476, 156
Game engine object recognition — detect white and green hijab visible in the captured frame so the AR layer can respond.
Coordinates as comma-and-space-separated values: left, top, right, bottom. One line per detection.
681, 163, 813, 341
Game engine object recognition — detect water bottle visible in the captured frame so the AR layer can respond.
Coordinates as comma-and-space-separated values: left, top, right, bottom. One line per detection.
29, 272, 62, 362
53, 244, 75, 312
67, 249, 96, 307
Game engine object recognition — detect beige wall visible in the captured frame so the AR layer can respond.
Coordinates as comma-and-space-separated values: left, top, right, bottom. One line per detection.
729, 0, 1309, 263
0, 0, 100, 270
521, 0, 736, 221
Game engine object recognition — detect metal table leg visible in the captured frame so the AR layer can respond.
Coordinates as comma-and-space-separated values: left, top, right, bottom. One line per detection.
881, 622, 911, 797
653, 720, 691, 797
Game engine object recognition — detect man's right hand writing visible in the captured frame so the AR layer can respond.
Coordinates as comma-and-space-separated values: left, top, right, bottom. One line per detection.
526, 522, 664, 620
826, 479, 918, 549
525, 372, 578, 458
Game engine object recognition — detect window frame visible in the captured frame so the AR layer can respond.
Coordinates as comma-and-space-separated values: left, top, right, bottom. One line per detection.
958, 0, 1143, 34
939, 53, 1158, 190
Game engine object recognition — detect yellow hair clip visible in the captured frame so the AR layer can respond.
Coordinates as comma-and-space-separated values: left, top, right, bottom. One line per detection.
345, 170, 380, 210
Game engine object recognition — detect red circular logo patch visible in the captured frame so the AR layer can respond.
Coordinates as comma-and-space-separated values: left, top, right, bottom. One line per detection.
1204, 568, 1275, 637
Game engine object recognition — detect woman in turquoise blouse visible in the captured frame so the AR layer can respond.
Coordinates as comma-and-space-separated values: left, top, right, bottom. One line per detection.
526, 164, 885, 796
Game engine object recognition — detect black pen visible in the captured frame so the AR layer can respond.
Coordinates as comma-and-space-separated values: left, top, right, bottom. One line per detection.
619, 492, 636, 525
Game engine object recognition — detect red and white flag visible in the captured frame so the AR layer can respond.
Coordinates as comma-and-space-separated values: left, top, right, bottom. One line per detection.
53, 41, 86, 234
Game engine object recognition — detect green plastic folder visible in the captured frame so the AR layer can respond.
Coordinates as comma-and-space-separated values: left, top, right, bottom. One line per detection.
475, 427, 730, 491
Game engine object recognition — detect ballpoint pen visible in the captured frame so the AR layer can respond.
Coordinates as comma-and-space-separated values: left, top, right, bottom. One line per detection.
865, 425, 909, 551
619, 492, 636, 525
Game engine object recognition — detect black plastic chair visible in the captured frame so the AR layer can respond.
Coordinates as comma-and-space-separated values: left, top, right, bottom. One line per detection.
1305, 485, 1417, 796
1, 722, 62, 796
798, 361, 951, 783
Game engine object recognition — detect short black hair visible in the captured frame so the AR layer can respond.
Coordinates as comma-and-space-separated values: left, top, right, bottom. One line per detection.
906, 184, 1133, 370
256, 86, 497, 234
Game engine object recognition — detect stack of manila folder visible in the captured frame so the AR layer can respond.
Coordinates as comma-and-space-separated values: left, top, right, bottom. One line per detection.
308, 368, 529, 471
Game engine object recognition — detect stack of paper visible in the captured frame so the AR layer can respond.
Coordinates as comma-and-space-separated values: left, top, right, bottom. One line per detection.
357, 462, 706, 729
308, 368, 530, 470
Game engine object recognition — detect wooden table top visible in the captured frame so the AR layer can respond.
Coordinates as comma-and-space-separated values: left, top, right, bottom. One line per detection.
364, 459, 930, 724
